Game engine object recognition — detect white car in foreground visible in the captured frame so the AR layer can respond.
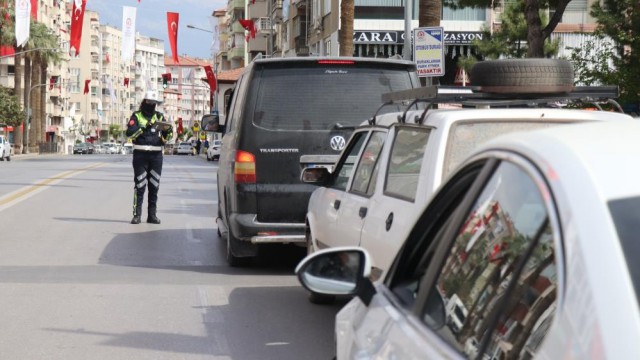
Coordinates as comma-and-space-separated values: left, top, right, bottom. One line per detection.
297, 120, 640, 360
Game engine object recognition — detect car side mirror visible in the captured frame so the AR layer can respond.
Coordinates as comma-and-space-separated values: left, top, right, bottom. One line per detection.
301, 167, 331, 185
295, 247, 377, 305
202, 113, 225, 133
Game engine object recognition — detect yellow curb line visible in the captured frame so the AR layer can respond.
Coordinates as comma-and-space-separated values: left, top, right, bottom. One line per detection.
0, 163, 105, 207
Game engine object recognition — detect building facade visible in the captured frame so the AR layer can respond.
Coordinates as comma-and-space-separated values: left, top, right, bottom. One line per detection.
163, 55, 212, 136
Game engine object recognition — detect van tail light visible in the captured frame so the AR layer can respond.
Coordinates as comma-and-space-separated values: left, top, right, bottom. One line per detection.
234, 150, 256, 183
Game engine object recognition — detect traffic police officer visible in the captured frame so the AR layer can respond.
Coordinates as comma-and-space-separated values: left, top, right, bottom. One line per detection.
126, 90, 172, 224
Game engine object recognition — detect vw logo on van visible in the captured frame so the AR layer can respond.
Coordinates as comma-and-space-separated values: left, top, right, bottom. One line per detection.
330, 136, 346, 151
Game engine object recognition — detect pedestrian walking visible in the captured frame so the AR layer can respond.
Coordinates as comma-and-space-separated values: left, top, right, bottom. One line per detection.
196, 139, 202, 155
126, 90, 173, 224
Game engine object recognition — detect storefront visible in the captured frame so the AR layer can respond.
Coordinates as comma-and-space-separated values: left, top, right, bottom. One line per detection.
353, 30, 484, 84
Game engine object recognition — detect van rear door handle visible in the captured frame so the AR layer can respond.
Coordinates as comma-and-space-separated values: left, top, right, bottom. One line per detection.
359, 207, 368, 218
334, 200, 341, 210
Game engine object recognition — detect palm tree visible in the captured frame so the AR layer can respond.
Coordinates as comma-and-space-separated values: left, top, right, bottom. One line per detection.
419, 0, 441, 27
30, 22, 60, 146
339, 0, 355, 56
0, 1, 25, 153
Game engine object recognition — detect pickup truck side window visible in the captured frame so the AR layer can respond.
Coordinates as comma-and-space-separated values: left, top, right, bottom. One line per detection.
385, 127, 430, 201
350, 131, 386, 195
331, 132, 368, 191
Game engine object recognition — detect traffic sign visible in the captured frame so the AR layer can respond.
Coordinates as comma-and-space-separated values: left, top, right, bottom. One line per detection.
413, 27, 445, 77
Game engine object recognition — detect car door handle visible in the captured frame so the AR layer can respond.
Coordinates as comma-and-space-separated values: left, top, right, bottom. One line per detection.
359, 207, 368, 218
334, 200, 341, 210
385, 212, 394, 231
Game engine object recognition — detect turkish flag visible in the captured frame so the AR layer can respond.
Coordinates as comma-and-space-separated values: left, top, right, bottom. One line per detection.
105, 52, 110, 63
204, 65, 216, 93
177, 118, 183, 135
124, 77, 129, 87
166, 12, 179, 63
30, 0, 37, 20
49, 76, 55, 90
70, 0, 87, 57
84, 79, 90, 94
238, 19, 256, 39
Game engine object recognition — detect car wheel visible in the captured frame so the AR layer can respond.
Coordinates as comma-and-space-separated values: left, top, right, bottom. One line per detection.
471, 59, 574, 94
305, 224, 315, 256
225, 230, 249, 267
6, 155, 10, 161
207, 155, 211, 161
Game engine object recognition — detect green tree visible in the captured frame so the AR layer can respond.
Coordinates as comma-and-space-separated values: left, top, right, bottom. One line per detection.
444, 0, 571, 58
109, 124, 122, 141
473, 0, 560, 59
569, 0, 640, 106
0, 85, 24, 127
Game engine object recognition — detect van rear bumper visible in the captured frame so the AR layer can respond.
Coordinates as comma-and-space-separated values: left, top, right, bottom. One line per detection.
230, 213, 306, 244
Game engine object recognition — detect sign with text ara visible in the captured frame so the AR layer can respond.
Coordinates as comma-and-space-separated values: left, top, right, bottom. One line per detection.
413, 27, 445, 77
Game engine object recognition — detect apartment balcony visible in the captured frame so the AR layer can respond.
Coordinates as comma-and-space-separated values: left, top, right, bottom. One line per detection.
232, 21, 249, 34
228, 46, 245, 60
271, 0, 284, 23
228, 0, 244, 12
91, 62, 100, 72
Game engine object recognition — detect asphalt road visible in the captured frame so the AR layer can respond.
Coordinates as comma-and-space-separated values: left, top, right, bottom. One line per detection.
0, 153, 346, 359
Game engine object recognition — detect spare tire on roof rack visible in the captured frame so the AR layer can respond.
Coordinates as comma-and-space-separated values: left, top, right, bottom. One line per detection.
471, 59, 575, 94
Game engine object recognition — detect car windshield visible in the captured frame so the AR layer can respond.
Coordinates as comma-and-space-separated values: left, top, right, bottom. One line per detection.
608, 196, 640, 309
250, 62, 417, 131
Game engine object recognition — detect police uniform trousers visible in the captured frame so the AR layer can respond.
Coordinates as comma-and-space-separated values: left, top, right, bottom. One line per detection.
132, 149, 163, 217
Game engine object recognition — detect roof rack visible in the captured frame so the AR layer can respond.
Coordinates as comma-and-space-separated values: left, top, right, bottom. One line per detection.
372, 85, 623, 125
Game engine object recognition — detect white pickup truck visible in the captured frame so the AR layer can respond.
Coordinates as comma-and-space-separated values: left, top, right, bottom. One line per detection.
0, 134, 12, 161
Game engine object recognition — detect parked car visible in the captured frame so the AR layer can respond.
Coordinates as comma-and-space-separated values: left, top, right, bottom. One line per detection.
102, 143, 118, 154
73, 142, 94, 154
176, 141, 193, 155
206, 140, 221, 161
93, 144, 104, 154
0, 134, 12, 161
301, 83, 633, 287
297, 120, 640, 360
205, 56, 421, 266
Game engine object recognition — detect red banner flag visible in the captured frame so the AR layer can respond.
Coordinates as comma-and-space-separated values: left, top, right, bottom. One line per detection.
105, 52, 110, 63
166, 12, 179, 63
30, 0, 37, 20
124, 77, 129, 87
177, 117, 183, 135
84, 79, 90, 94
204, 65, 216, 93
238, 19, 256, 39
49, 76, 55, 90
70, 0, 87, 57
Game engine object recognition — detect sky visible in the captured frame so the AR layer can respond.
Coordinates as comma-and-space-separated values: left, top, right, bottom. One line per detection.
86, 0, 226, 60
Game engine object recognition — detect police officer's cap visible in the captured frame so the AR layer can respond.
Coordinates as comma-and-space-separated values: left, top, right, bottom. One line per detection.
143, 90, 163, 105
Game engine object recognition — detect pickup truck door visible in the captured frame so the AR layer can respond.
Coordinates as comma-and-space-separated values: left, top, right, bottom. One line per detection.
360, 126, 432, 276
334, 130, 387, 247
311, 131, 370, 250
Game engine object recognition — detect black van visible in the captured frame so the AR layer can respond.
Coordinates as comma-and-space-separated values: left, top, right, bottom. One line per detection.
205, 56, 420, 265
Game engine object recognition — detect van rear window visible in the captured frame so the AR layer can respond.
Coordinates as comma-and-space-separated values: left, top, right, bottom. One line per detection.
250, 63, 417, 131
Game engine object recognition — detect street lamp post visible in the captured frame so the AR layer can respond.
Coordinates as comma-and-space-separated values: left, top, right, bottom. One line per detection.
186, 24, 219, 114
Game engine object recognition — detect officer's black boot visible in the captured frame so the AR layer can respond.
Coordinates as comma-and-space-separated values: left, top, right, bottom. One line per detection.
131, 215, 141, 224
147, 214, 161, 224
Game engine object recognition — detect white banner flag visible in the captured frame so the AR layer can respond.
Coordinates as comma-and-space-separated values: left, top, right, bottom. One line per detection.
15, 0, 31, 47
209, 17, 220, 55
121, 6, 136, 61
108, 76, 116, 103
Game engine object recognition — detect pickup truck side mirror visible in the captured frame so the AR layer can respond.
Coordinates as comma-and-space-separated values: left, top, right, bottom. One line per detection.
301, 167, 331, 185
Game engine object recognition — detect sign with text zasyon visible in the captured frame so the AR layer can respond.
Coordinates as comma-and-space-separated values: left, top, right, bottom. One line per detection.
413, 27, 445, 77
